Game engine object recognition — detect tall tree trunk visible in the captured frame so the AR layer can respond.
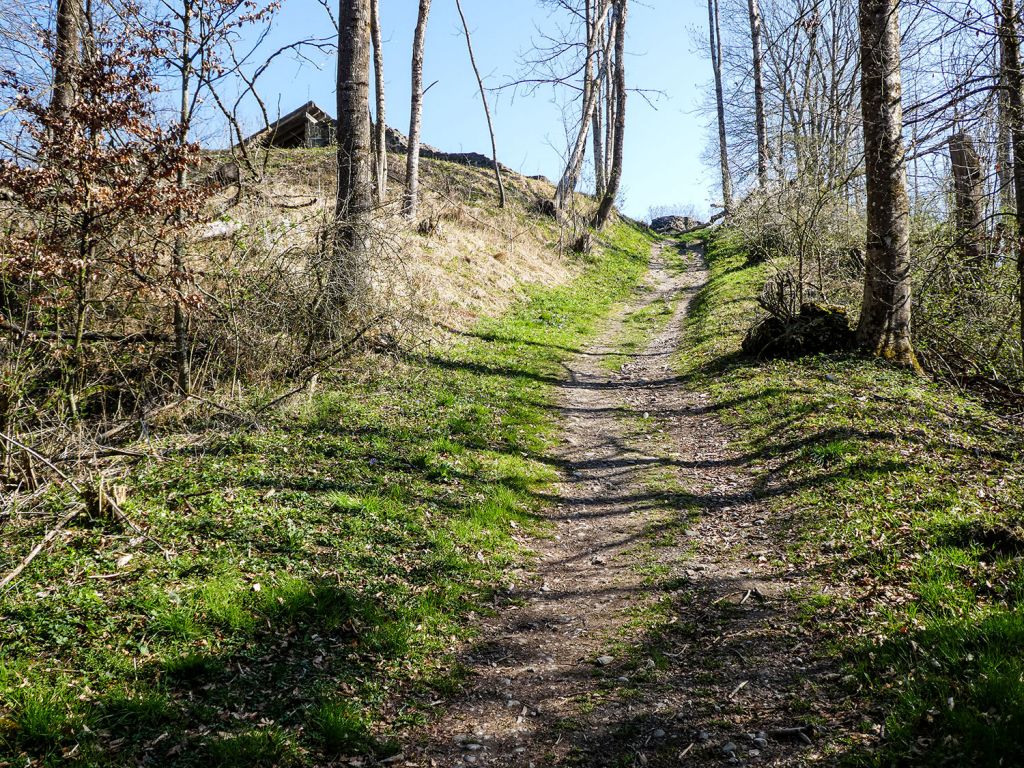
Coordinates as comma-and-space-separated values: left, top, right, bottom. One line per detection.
708, 0, 732, 210
173, 0, 193, 394
948, 131, 987, 266
856, 0, 919, 368
604, 14, 617, 184
592, 17, 607, 197
403, 0, 431, 220
1000, 0, 1024, 351
52, 0, 82, 118
454, 0, 505, 208
747, 0, 769, 184
593, 0, 627, 230
334, 0, 374, 312
370, 0, 387, 202
555, 0, 610, 211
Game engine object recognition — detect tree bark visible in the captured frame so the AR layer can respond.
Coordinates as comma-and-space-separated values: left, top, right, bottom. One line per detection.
370, 0, 387, 202
555, 0, 611, 211
593, 0, 627, 229
455, 0, 505, 208
334, 0, 374, 312
1000, 0, 1024, 351
747, 0, 769, 184
592, 18, 607, 198
52, 0, 82, 119
948, 131, 987, 266
708, 0, 733, 209
403, 0, 432, 220
856, 0, 919, 368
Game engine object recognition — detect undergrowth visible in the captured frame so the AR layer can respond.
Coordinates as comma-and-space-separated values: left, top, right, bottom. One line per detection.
0, 223, 654, 767
681, 228, 1024, 766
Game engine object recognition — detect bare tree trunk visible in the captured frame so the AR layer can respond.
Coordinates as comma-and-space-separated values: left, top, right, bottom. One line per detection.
370, 0, 387, 202
948, 131, 987, 266
1001, 0, 1024, 350
454, 0, 505, 208
747, 0, 769, 184
594, 0, 627, 230
52, 0, 82, 118
403, 0, 431, 220
708, 0, 733, 209
173, 0, 193, 394
555, 0, 610, 211
604, 14, 617, 184
856, 0, 919, 368
592, 17, 607, 198
334, 0, 374, 312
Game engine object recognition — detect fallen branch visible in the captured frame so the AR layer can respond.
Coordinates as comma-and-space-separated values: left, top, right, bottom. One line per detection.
0, 504, 84, 592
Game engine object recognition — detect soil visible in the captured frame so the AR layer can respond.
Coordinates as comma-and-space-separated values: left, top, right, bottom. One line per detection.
406, 241, 843, 767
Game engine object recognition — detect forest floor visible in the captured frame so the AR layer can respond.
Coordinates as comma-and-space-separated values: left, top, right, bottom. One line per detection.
410, 241, 852, 767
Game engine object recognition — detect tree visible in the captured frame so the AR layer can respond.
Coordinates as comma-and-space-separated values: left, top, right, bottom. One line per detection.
454, 0, 505, 207
999, 0, 1024, 349
747, 0, 769, 184
334, 0, 374, 311
856, 0, 919, 368
370, 0, 387, 202
948, 131, 987, 266
593, 0, 626, 229
403, 0, 432, 220
554, 0, 611, 212
707, 0, 732, 209
52, 0, 82, 120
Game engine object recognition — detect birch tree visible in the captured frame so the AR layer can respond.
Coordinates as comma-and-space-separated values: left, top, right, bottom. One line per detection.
593, 0, 626, 229
708, 0, 732, 209
403, 0, 432, 220
370, 0, 387, 202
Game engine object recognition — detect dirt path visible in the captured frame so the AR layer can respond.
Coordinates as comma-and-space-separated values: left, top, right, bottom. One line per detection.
409, 242, 836, 767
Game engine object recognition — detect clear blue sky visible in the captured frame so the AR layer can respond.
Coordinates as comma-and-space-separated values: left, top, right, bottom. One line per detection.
231, 0, 714, 219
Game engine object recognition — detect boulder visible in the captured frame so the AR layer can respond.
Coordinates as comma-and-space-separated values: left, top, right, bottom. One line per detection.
742, 302, 855, 359
650, 215, 704, 234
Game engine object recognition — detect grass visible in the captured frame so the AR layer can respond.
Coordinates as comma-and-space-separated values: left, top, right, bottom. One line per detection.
679, 227, 1024, 766
0, 221, 655, 767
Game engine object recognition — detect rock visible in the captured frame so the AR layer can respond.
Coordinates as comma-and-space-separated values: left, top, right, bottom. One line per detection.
697, 731, 711, 743
652, 729, 666, 738
754, 737, 769, 748
650, 215, 704, 234
742, 302, 855, 360
595, 655, 615, 666
722, 742, 738, 754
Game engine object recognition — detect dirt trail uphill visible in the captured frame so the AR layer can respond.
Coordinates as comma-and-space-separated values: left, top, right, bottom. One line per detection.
409, 241, 839, 767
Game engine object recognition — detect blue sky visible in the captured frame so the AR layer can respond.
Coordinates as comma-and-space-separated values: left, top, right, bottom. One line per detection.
232, 0, 714, 219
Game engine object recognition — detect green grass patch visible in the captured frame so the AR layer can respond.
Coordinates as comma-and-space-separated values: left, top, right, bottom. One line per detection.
0, 222, 654, 766
680, 228, 1024, 766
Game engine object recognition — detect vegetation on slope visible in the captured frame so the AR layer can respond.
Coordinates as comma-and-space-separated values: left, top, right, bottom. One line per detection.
0, 224, 654, 767
682, 229, 1024, 766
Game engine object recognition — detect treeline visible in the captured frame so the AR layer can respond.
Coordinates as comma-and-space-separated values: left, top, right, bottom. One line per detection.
704, 0, 1024, 386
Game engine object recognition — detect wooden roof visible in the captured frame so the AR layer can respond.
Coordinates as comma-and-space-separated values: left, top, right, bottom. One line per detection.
242, 101, 335, 148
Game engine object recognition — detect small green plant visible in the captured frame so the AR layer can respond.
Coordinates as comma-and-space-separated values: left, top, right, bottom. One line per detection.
207, 727, 297, 767
309, 699, 373, 755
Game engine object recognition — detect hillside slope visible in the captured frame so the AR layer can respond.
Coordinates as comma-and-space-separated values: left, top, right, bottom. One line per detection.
0, 151, 655, 768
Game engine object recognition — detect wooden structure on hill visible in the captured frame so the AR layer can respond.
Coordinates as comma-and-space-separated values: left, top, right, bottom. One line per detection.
243, 101, 336, 149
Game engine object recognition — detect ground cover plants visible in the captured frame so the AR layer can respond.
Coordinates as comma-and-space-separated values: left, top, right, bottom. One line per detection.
0, 223, 655, 768
680, 229, 1024, 766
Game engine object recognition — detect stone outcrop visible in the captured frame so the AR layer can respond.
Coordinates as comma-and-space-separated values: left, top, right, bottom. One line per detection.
650, 215, 705, 234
